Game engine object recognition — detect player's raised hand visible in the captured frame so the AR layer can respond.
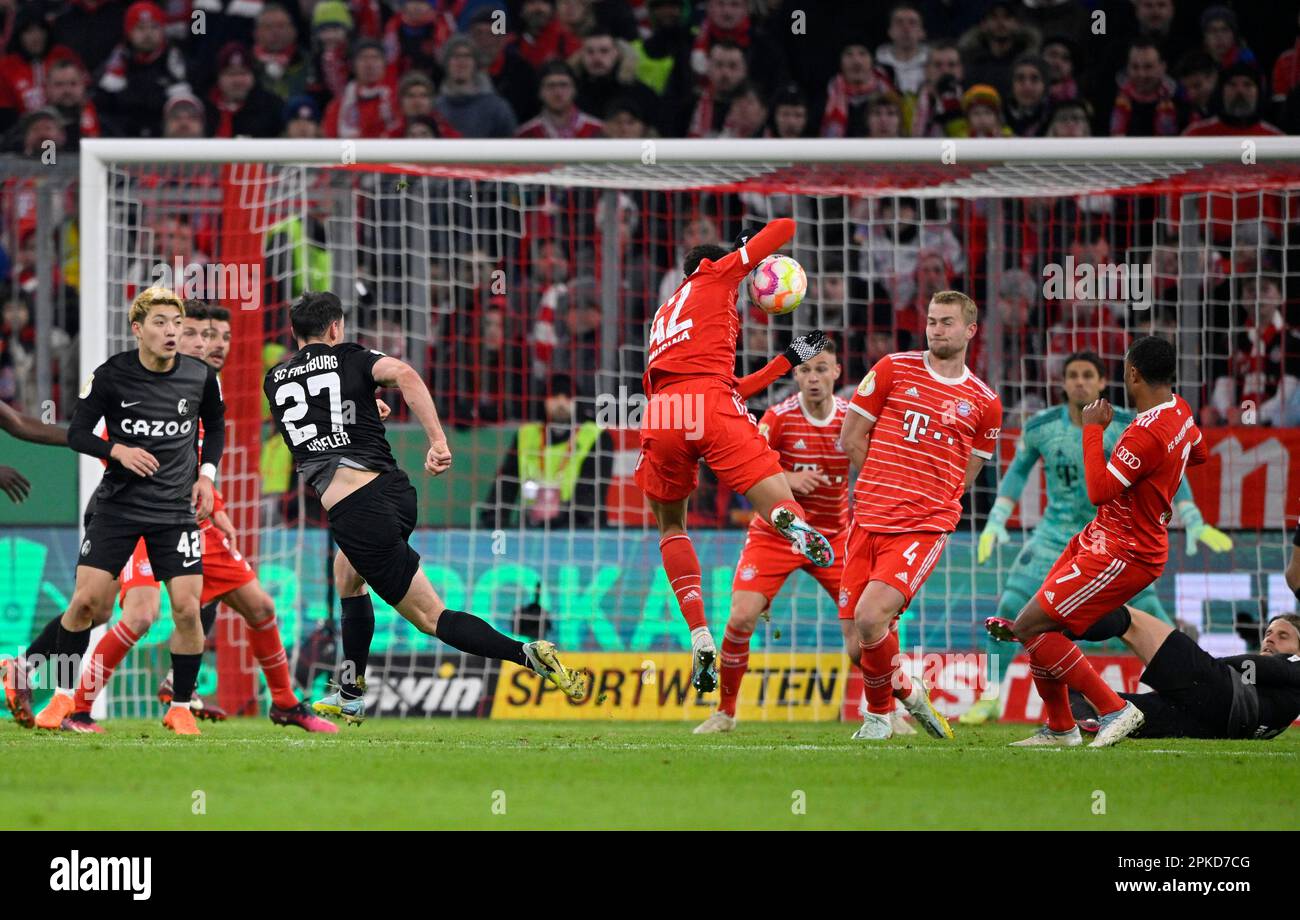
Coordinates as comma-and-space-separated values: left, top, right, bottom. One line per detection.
786, 468, 831, 495
0, 465, 31, 503
192, 476, 215, 522
375, 398, 391, 422
426, 441, 452, 476
111, 444, 159, 477
785, 329, 828, 366
1081, 398, 1113, 428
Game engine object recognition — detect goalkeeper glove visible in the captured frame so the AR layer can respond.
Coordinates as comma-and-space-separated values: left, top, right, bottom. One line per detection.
977, 497, 1014, 565
1178, 501, 1234, 556
784, 329, 828, 367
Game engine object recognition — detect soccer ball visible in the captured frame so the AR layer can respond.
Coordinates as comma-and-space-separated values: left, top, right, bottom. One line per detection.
748, 254, 807, 315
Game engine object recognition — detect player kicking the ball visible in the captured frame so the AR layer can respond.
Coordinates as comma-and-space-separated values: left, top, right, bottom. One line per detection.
838, 290, 1003, 741
58, 302, 336, 735
636, 217, 836, 693
985, 335, 1205, 748
266, 292, 584, 723
963, 351, 1230, 725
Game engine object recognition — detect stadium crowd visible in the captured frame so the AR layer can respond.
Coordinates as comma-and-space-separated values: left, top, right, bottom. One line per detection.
2, 0, 1300, 441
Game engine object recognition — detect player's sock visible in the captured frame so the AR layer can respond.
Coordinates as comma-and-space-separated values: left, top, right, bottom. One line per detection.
717, 626, 752, 717
246, 616, 298, 709
767, 498, 807, 528
339, 594, 375, 700
199, 601, 219, 638
1028, 664, 1075, 732
52, 621, 93, 692
1025, 632, 1124, 718
435, 609, 528, 667
858, 632, 899, 715
1071, 606, 1132, 643
169, 652, 203, 705
74, 621, 142, 713
659, 534, 707, 631
23, 614, 62, 665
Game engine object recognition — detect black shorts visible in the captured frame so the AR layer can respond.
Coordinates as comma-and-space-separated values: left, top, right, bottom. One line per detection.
1121, 631, 1236, 739
79, 515, 203, 582
328, 470, 421, 607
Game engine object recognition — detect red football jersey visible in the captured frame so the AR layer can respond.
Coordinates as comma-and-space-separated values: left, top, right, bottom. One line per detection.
751, 393, 851, 537
1081, 394, 1206, 569
643, 218, 795, 394
848, 351, 1002, 533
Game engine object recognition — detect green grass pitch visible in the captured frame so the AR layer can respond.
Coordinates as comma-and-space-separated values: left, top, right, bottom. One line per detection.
2, 719, 1296, 830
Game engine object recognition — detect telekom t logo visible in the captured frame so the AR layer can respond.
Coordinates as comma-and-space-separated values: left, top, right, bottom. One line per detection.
902, 409, 931, 443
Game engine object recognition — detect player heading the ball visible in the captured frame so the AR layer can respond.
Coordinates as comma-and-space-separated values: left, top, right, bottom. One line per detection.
637, 217, 835, 694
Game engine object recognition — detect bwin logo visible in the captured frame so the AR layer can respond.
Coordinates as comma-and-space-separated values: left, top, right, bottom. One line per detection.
50, 851, 151, 900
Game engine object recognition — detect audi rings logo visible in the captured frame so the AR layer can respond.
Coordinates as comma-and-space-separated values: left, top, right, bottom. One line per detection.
1116, 446, 1141, 469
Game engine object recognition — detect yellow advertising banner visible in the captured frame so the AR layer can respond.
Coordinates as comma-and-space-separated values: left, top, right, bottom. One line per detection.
492, 652, 849, 721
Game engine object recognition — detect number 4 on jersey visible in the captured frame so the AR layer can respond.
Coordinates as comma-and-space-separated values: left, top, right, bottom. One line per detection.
648, 282, 693, 348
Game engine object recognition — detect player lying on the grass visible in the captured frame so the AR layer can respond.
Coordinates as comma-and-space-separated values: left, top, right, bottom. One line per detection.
694, 336, 915, 735
28, 289, 223, 737
837, 290, 1003, 741
265, 292, 585, 724
637, 216, 837, 694
53, 302, 336, 735
986, 335, 1205, 748
991, 607, 1300, 741
963, 351, 1231, 725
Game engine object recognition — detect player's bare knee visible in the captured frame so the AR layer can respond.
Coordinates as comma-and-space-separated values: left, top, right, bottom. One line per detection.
65, 590, 101, 630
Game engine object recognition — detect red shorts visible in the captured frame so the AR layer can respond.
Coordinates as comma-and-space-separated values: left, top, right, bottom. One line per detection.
1035, 532, 1159, 632
837, 524, 948, 620
732, 523, 846, 604
118, 526, 255, 606
634, 378, 783, 503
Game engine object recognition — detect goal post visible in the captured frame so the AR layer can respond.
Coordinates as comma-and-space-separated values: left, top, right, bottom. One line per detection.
76, 137, 1300, 721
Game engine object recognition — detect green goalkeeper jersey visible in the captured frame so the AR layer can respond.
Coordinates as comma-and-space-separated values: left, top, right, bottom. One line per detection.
997, 404, 1194, 543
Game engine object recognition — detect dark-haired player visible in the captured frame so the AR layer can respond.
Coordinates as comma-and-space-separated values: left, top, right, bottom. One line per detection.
987, 335, 1206, 748
266, 292, 585, 723
36, 288, 224, 736
964, 351, 1230, 724
637, 217, 834, 693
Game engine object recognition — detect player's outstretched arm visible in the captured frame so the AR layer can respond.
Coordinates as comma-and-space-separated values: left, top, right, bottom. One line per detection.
0, 400, 68, 446
372, 356, 451, 475
720, 218, 796, 282
735, 330, 828, 399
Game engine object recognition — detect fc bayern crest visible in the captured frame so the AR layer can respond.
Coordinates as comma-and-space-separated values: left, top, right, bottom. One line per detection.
956, 400, 972, 417
739, 564, 757, 582
838, 587, 850, 608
